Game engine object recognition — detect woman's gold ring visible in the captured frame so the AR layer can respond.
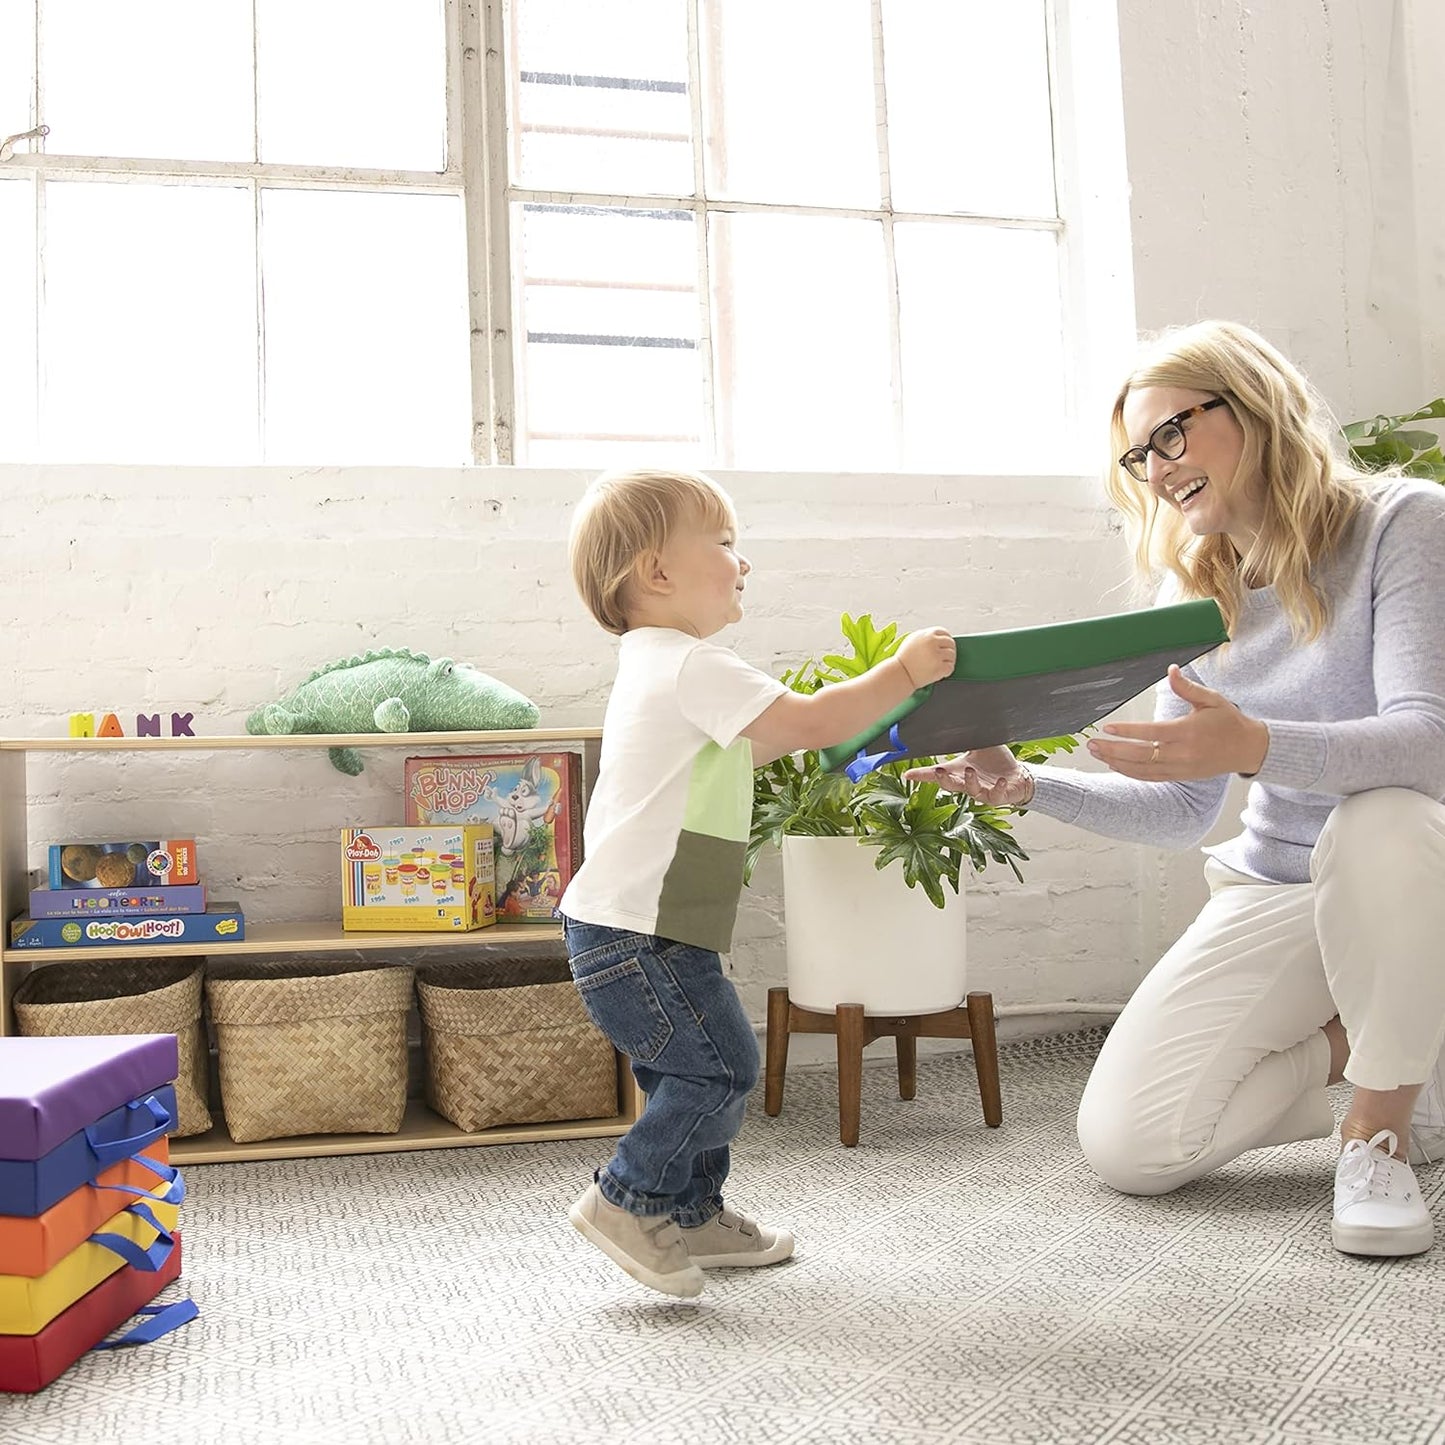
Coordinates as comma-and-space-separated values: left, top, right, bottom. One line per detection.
1149, 740, 1160, 764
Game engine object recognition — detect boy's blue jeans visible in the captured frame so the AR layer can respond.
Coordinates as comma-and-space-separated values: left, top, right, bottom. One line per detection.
563, 917, 759, 1227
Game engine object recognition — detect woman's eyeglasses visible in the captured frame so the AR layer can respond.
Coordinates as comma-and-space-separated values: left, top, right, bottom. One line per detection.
1118, 397, 1229, 483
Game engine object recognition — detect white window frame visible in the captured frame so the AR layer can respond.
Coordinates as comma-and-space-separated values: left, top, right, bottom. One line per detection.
484, 0, 1135, 471
1, 0, 1133, 471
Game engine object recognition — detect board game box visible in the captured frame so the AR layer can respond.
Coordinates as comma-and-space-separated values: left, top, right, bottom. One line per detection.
340, 825, 497, 932
10, 903, 243, 949
403, 753, 583, 924
46, 839, 199, 890
28, 884, 208, 918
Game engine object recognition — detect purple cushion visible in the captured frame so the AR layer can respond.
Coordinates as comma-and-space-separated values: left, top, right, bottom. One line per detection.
0, 1036, 179, 1160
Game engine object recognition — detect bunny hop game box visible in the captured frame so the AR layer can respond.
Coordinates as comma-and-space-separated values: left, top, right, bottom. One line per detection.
403, 753, 583, 924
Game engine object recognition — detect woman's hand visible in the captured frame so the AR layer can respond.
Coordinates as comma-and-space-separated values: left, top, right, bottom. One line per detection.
1087, 665, 1270, 780
902, 745, 1035, 807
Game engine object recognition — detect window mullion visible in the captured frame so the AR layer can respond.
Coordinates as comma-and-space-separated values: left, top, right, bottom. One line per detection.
507, 185, 1061, 231
456, 0, 489, 464
32, 172, 44, 453
32, 0, 43, 454
686, 0, 716, 467
252, 0, 264, 463
443, 0, 464, 178
474, 0, 515, 464
253, 178, 264, 462
32, 0, 42, 132
6, 152, 460, 189
872, 0, 904, 469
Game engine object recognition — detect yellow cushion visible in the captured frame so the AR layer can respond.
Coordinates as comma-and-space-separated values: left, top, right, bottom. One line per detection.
0, 1182, 180, 1335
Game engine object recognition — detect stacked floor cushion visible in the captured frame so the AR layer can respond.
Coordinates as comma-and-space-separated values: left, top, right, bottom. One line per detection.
0, 1034, 192, 1392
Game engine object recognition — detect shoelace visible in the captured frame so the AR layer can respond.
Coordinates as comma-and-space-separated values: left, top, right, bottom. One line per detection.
1338, 1128, 1401, 1200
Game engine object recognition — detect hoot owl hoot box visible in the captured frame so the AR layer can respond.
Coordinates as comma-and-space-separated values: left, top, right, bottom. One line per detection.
341, 825, 496, 932
403, 753, 582, 924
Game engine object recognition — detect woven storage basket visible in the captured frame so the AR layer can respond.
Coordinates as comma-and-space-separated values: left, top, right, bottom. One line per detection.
417, 958, 618, 1133
13, 956, 212, 1137
205, 960, 413, 1143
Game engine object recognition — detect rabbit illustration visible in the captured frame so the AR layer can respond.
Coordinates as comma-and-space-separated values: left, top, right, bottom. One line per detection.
484, 756, 551, 854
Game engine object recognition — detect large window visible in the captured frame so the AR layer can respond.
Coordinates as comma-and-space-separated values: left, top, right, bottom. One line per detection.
0, 1, 1125, 471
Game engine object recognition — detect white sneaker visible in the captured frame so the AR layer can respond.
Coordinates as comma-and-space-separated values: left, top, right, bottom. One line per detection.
1332, 1129, 1434, 1257
1408, 1050, 1445, 1166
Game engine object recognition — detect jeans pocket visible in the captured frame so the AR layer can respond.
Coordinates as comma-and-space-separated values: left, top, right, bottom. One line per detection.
571, 954, 674, 1063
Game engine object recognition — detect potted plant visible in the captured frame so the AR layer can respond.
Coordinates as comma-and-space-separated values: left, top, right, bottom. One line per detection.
1344, 400, 1445, 480
747, 613, 1078, 1015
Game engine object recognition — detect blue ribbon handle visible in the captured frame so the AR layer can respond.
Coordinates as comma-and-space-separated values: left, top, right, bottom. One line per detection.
87, 1227, 175, 1273
107, 1199, 170, 1236
844, 724, 910, 783
93, 1166, 186, 1211
94, 1299, 199, 1350
85, 1096, 172, 1168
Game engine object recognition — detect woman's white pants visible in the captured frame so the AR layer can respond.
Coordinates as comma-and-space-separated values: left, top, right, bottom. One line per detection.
1076, 787, 1445, 1196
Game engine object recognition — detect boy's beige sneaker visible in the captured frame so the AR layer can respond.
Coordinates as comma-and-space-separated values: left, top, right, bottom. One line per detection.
679, 1205, 795, 1267
568, 1183, 705, 1297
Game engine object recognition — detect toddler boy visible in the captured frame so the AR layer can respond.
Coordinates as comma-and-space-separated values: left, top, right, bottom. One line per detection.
560, 467, 955, 1297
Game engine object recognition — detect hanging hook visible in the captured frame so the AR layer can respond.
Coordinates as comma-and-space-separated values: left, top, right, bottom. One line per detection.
0, 124, 49, 163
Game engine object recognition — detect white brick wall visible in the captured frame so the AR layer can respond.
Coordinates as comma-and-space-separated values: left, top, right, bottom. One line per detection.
0, 464, 1144, 1039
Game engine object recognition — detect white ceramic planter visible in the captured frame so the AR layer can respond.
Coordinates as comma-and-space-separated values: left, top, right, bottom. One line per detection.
781, 834, 967, 1016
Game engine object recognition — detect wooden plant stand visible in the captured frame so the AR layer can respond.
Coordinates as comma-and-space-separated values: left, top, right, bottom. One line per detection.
763, 987, 1002, 1147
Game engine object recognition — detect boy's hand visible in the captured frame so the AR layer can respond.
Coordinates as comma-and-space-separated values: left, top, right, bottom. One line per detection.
896, 628, 955, 689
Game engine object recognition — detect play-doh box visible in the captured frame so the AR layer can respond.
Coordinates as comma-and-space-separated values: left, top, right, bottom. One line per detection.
341, 825, 496, 932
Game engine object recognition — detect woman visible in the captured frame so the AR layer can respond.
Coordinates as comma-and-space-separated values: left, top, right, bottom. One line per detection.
909, 320, 1445, 1257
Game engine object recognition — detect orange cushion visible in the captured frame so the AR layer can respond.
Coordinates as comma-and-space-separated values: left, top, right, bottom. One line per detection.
0, 1143, 171, 1279
0, 1181, 180, 1335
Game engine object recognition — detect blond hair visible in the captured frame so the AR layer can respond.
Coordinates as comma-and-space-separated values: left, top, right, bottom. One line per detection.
1105, 320, 1377, 642
569, 467, 737, 635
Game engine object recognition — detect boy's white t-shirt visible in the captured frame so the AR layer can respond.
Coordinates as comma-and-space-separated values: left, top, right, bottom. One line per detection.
560, 627, 787, 954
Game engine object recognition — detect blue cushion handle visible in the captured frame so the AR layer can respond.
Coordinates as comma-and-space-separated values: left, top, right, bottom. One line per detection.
85, 1096, 172, 1167
114, 1200, 170, 1235
89, 1225, 175, 1274
93, 1169, 186, 1209
94, 1298, 199, 1350
844, 724, 910, 782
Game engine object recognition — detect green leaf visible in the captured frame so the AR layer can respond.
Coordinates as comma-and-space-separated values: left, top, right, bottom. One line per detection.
1013, 733, 1081, 763
1382, 429, 1441, 452
1343, 403, 1445, 483
1401, 399, 1445, 422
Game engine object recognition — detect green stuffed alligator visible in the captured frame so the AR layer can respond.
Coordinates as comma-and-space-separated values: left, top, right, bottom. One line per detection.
246, 648, 540, 774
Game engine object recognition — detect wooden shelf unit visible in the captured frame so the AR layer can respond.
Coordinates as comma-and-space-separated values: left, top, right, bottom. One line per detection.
0, 728, 641, 1165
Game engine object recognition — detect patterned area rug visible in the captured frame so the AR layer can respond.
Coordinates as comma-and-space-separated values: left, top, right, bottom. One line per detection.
5, 1028, 1444, 1445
